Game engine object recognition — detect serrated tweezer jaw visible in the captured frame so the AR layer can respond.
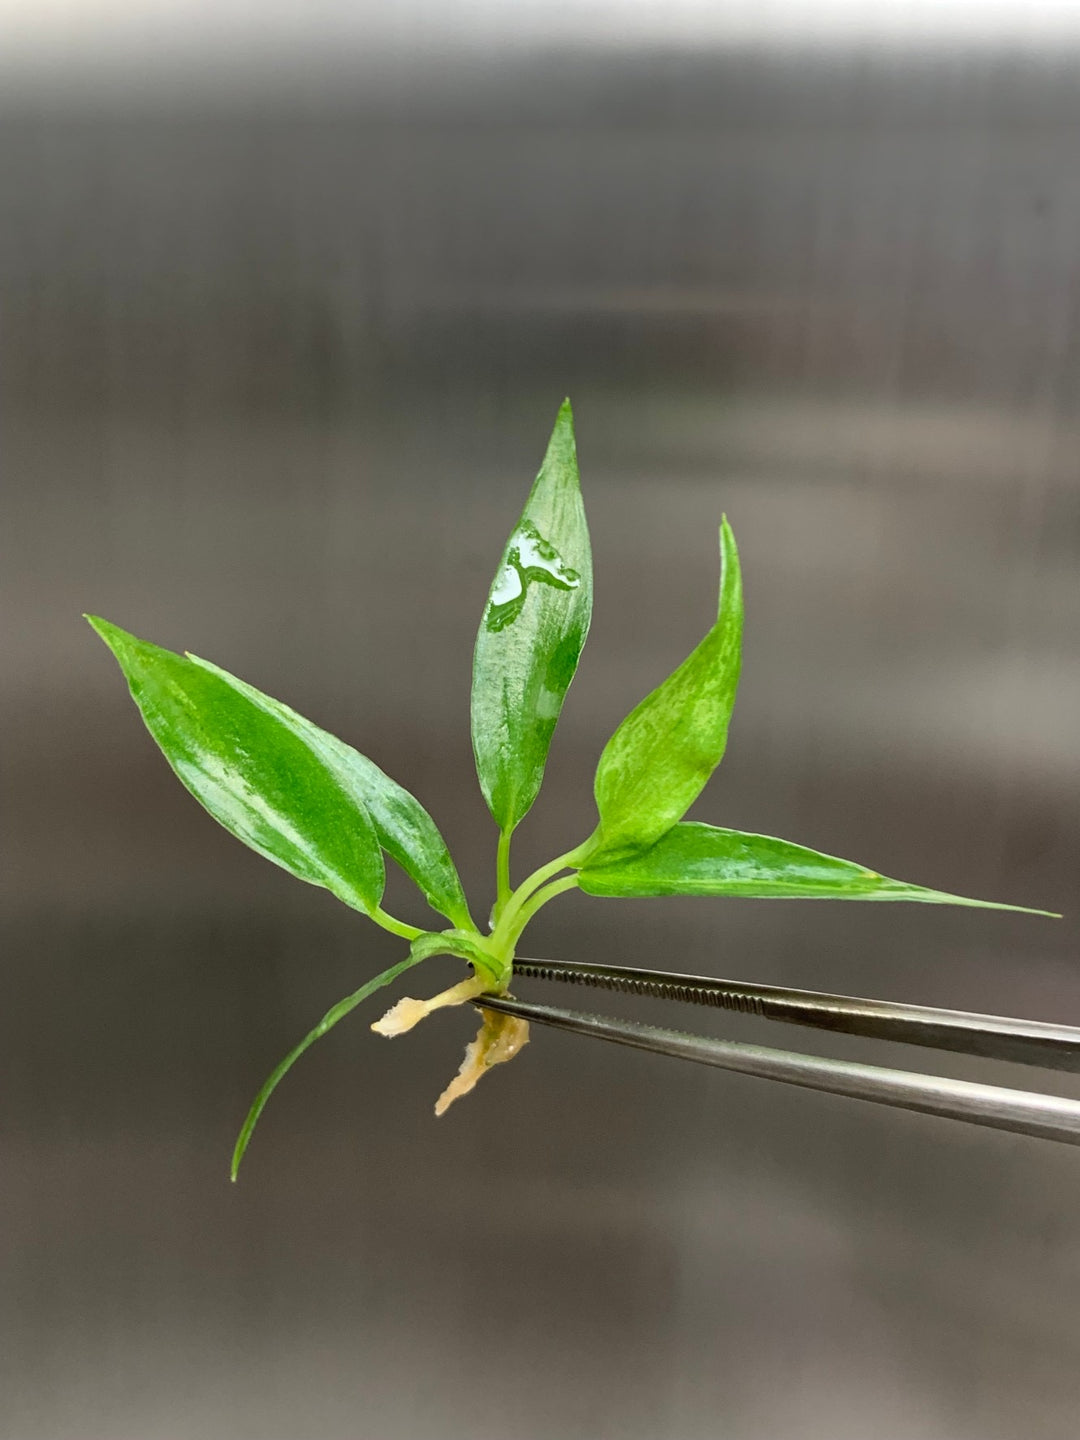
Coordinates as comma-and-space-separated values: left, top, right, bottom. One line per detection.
472, 958, 1080, 1148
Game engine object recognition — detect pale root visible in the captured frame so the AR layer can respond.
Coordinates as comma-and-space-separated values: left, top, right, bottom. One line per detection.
435, 1010, 530, 1115
371, 973, 489, 1037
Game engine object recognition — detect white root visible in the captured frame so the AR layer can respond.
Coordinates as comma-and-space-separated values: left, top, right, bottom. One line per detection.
371, 973, 488, 1037
371, 973, 529, 1113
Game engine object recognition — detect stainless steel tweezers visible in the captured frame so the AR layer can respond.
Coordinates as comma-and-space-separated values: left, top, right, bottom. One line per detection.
473, 957, 1080, 1146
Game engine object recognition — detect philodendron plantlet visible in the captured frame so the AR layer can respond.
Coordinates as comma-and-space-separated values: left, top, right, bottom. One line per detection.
88, 400, 1056, 1178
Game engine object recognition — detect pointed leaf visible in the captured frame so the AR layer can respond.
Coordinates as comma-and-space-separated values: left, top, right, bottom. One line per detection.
87, 617, 385, 915
588, 519, 742, 864
231, 946, 430, 1179
472, 399, 593, 831
578, 822, 1058, 914
188, 656, 473, 930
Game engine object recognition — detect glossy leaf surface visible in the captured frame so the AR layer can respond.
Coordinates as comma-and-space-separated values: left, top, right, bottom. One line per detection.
232, 947, 430, 1179
579, 822, 1057, 914
472, 399, 593, 831
588, 519, 743, 864
189, 656, 472, 929
88, 617, 385, 915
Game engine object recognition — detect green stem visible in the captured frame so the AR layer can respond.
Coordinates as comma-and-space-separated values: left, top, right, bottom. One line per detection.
495, 827, 514, 920
490, 846, 578, 952
517, 837, 594, 910
371, 907, 424, 943
504, 874, 579, 947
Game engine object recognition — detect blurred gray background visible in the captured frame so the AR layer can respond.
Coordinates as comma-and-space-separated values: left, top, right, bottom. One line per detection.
2, 9, 1079, 1439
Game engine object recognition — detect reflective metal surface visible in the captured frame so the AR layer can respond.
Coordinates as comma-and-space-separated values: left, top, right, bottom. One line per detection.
509, 956, 1080, 1070
4, 30, 1080, 1440
476, 992, 1080, 1148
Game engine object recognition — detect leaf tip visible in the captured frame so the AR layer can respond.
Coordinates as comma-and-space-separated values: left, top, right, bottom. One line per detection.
230, 1135, 248, 1182
887, 882, 1062, 917
716, 516, 743, 621
85, 613, 131, 656
551, 396, 576, 441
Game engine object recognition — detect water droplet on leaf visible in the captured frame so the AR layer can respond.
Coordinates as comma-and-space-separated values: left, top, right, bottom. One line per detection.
486, 520, 581, 632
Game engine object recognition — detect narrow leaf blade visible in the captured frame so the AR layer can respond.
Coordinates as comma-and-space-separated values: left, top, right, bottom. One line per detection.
189, 656, 473, 929
590, 519, 743, 863
87, 617, 385, 914
231, 947, 429, 1179
471, 399, 593, 831
579, 822, 1058, 915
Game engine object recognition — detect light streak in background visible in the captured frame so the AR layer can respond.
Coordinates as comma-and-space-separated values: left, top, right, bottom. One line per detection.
3, 0, 1080, 69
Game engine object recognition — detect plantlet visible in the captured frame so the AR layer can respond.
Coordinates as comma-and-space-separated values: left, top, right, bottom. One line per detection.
87, 400, 1054, 1178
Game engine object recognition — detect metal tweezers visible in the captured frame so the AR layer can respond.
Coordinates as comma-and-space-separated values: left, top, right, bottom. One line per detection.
474, 957, 1080, 1146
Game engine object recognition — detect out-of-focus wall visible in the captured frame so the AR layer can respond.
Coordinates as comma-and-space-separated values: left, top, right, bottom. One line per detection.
2, 31, 1078, 1440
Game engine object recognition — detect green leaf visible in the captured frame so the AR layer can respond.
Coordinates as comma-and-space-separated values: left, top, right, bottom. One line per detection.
87, 617, 385, 915
231, 946, 430, 1179
471, 399, 593, 832
407, 927, 507, 986
578, 822, 1059, 915
188, 656, 473, 930
588, 519, 743, 864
